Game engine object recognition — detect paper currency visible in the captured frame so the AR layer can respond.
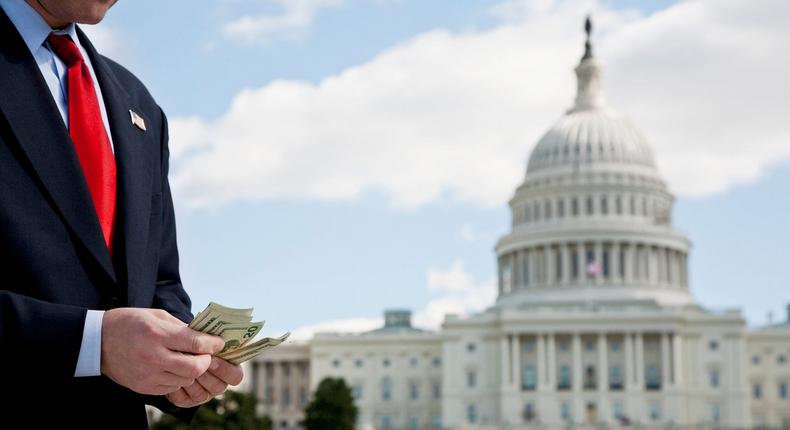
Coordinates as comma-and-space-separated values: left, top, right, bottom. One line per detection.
189, 302, 289, 365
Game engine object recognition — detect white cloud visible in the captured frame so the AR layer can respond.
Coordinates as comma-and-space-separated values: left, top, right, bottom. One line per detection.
223, 0, 345, 44
172, 0, 790, 210
414, 260, 497, 329
81, 23, 133, 66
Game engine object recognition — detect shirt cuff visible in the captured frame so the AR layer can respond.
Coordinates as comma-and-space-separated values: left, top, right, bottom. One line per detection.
74, 310, 105, 377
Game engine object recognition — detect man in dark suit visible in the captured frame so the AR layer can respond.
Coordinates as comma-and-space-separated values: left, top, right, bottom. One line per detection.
0, 0, 243, 426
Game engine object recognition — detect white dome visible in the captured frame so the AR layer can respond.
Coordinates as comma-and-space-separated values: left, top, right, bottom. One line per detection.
526, 108, 657, 173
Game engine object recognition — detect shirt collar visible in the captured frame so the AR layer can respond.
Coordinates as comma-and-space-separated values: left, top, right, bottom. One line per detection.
0, 0, 77, 56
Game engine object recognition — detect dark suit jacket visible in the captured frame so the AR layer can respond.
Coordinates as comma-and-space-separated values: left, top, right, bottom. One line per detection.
0, 9, 196, 428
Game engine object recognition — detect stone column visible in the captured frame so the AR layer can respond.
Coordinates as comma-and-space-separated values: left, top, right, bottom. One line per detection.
511, 334, 520, 390
500, 335, 510, 389
647, 247, 657, 286
577, 242, 586, 285
672, 332, 683, 387
598, 333, 608, 391
572, 333, 582, 392
624, 243, 634, 284
635, 332, 645, 390
624, 332, 634, 389
546, 246, 555, 286
537, 333, 546, 390
661, 332, 671, 389
562, 244, 571, 286
529, 249, 537, 287
514, 251, 522, 290
547, 333, 557, 390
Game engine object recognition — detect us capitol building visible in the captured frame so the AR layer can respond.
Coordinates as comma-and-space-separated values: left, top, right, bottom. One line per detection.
241, 20, 790, 430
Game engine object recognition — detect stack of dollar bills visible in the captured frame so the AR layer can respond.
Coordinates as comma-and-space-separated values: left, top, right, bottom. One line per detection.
188, 302, 289, 365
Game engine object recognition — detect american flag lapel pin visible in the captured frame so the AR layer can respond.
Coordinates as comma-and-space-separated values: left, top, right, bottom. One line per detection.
129, 109, 147, 131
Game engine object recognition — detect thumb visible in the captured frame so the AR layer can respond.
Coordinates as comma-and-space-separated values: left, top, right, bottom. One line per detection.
167, 325, 225, 355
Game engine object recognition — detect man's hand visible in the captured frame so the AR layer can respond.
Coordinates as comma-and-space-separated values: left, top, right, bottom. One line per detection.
101, 308, 225, 395
165, 357, 244, 408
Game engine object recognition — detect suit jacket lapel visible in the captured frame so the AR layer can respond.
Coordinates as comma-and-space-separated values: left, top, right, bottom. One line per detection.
0, 10, 116, 281
77, 26, 153, 299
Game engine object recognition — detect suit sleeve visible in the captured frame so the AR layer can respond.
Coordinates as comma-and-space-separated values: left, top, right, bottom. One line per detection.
143, 107, 200, 421
0, 291, 87, 380
150, 108, 192, 324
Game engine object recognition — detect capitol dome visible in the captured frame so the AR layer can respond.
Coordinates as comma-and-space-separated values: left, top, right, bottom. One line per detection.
495, 19, 694, 309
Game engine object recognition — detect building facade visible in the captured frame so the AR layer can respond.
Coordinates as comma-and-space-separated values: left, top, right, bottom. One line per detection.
245, 22, 790, 430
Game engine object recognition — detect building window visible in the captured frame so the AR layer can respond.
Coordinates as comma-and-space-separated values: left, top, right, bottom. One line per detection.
629, 196, 636, 215
355, 358, 363, 368
612, 401, 623, 421
467, 370, 477, 388
778, 355, 787, 364
433, 382, 441, 399
586, 196, 594, 215
410, 357, 418, 367
571, 252, 579, 279
545, 200, 552, 219
382, 377, 392, 401
584, 365, 596, 390
615, 196, 622, 214
610, 366, 623, 390
603, 249, 610, 277
522, 365, 536, 390
432, 357, 441, 367
711, 404, 721, 424
467, 342, 476, 353
610, 340, 621, 352
779, 382, 788, 399
524, 402, 536, 422
353, 384, 363, 400
601, 196, 608, 215
524, 340, 535, 352
383, 358, 391, 368
410, 382, 419, 400
467, 404, 477, 424
709, 368, 720, 388
646, 365, 661, 390
649, 401, 661, 421
282, 387, 290, 407
572, 198, 579, 216
558, 199, 565, 218
584, 339, 595, 351
560, 402, 572, 421
559, 365, 571, 390
332, 359, 341, 368
559, 340, 570, 351
431, 416, 442, 430
754, 383, 762, 399
534, 202, 541, 221
299, 387, 307, 405
381, 416, 392, 430
523, 256, 530, 287
409, 416, 419, 430
709, 340, 719, 351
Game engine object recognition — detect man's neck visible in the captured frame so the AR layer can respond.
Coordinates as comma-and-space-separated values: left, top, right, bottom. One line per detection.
25, 0, 68, 29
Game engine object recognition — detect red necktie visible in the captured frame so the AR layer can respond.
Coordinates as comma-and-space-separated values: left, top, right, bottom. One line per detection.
47, 34, 116, 254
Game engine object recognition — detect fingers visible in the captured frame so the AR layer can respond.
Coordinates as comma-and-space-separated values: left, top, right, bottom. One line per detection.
197, 370, 228, 397
183, 380, 210, 403
150, 384, 182, 396
165, 325, 225, 355
162, 351, 213, 379
160, 371, 195, 388
208, 357, 244, 386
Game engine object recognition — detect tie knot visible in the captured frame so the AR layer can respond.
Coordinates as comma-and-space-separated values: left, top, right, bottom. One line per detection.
47, 33, 83, 67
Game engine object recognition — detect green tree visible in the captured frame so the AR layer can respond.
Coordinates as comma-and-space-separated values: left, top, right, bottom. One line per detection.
151, 390, 272, 430
302, 377, 358, 430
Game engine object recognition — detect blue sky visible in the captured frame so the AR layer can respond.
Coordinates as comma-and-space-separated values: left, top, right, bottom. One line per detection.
88, 0, 790, 336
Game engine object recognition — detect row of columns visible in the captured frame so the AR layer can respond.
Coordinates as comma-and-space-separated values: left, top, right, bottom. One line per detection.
512, 193, 670, 226
500, 331, 683, 393
500, 241, 688, 293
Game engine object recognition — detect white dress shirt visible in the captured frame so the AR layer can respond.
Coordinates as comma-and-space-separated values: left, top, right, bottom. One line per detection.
0, 0, 116, 378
